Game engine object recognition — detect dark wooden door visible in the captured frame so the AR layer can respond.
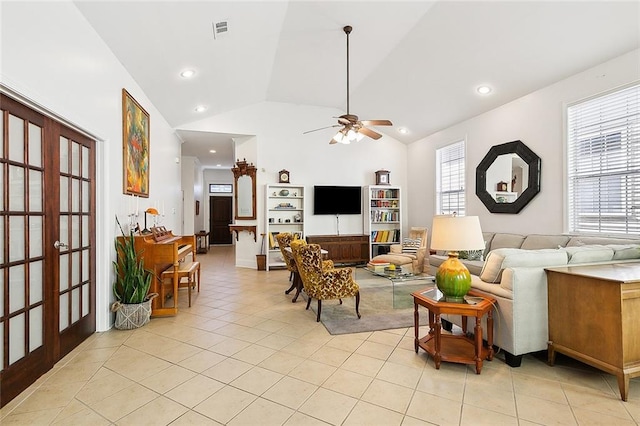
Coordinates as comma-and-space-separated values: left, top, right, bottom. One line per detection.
0, 94, 96, 407
210, 196, 232, 244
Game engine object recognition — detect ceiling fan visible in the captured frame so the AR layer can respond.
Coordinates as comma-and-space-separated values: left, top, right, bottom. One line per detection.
303, 25, 392, 145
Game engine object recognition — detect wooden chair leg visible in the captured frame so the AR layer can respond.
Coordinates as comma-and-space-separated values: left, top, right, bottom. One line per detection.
316, 300, 322, 322
306, 296, 312, 310
187, 274, 192, 307
355, 291, 361, 319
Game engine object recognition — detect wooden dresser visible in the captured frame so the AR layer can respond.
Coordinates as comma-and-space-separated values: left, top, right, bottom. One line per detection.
545, 263, 640, 401
306, 234, 369, 264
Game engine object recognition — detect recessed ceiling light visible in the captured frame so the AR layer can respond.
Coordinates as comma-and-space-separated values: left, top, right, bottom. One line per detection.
194, 105, 207, 112
216, 164, 222, 167
477, 85, 492, 95
209, 149, 216, 153
180, 69, 195, 78
397, 127, 409, 134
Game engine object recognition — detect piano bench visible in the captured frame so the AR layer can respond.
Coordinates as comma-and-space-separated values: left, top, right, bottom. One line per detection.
161, 261, 201, 308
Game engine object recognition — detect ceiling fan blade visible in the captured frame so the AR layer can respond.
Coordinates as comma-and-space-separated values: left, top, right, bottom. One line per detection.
358, 127, 382, 140
329, 138, 338, 144
360, 119, 392, 127
303, 124, 340, 134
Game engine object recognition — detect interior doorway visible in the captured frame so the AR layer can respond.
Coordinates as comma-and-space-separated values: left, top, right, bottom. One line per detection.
209, 196, 233, 245
0, 94, 96, 407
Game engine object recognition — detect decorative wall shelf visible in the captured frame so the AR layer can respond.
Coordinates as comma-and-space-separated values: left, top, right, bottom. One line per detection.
229, 225, 257, 242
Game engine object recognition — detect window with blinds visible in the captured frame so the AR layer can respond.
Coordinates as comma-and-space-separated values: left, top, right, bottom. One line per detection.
436, 140, 465, 215
567, 83, 640, 236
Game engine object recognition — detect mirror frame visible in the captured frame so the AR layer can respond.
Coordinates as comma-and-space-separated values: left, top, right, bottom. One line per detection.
231, 159, 257, 220
476, 140, 541, 214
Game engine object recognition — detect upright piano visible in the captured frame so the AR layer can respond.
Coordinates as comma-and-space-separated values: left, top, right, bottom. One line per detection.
121, 227, 196, 316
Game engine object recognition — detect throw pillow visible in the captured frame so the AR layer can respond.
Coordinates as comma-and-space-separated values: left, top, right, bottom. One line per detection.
402, 238, 422, 255
459, 249, 483, 261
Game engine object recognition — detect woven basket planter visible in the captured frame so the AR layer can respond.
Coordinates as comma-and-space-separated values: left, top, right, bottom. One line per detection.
111, 293, 158, 330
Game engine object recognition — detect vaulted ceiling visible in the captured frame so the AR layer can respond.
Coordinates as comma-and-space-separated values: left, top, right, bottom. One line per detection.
75, 1, 639, 167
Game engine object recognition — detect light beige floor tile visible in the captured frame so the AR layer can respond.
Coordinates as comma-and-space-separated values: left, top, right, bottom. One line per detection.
140, 364, 197, 394
343, 400, 404, 426
355, 340, 395, 361
154, 341, 203, 363
254, 319, 289, 333
1, 407, 64, 425
406, 390, 462, 426
341, 353, 385, 377
259, 351, 306, 375
463, 380, 516, 417
515, 394, 578, 425
415, 369, 465, 402
299, 388, 358, 425
171, 410, 223, 425
288, 359, 337, 386
88, 382, 158, 422
573, 406, 637, 425
66, 347, 118, 365
104, 347, 172, 382
232, 343, 277, 365
387, 347, 428, 369
361, 378, 414, 413
512, 371, 567, 403
400, 416, 434, 426
460, 404, 518, 426
208, 337, 252, 356
38, 361, 102, 387
165, 373, 225, 408
185, 330, 228, 349
202, 357, 254, 383
12, 381, 85, 413
230, 366, 283, 396
322, 368, 374, 399
194, 386, 256, 424
308, 345, 352, 367
262, 376, 318, 409
227, 397, 294, 426
376, 361, 422, 389
281, 339, 326, 358
562, 383, 633, 421
257, 333, 297, 350
116, 395, 188, 425
368, 330, 404, 347
75, 368, 135, 405
178, 349, 227, 373
51, 399, 110, 425
283, 411, 332, 426
325, 334, 366, 352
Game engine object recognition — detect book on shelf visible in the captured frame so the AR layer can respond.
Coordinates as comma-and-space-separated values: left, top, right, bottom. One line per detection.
268, 231, 280, 249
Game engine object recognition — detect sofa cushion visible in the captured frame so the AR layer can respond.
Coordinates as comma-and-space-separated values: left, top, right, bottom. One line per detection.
489, 233, 526, 251
520, 234, 571, 250
562, 246, 614, 263
480, 248, 568, 283
566, 236, 640, 247
607, 244, 640, 260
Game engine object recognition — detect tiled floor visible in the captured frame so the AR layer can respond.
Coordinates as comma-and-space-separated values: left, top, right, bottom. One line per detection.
2, 246, 639, 425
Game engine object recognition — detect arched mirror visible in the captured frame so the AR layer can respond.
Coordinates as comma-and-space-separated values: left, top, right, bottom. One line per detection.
231, 159, 257, 220
476, 140, 541, 214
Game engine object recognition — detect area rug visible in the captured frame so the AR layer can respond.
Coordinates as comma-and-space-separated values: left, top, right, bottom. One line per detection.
309, 276, 436, 335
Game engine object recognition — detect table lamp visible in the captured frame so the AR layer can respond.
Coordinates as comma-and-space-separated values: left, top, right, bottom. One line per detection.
430, 214, 484, 302
142, 207, 159, 234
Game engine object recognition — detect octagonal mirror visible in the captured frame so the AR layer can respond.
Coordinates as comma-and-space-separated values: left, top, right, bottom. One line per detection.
476, 140, 541, 214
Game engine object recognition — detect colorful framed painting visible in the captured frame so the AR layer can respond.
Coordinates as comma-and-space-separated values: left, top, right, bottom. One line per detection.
122, 89, 150, 197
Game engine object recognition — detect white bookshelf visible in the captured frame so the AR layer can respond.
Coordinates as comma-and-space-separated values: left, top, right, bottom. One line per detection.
265, 184, 305, 270
363, 185, 402, 259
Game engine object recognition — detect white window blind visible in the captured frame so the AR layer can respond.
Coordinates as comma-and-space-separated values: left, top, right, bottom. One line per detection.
567, 84, 640, 236
436, 140, 465, 215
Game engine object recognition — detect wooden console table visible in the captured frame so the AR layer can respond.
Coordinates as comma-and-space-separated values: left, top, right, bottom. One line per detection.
306, 234, 369, 264
545, 263, 640, 401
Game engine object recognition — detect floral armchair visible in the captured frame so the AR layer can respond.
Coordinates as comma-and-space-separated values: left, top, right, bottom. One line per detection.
279, 236, 335, 302
291, 240, 361, 322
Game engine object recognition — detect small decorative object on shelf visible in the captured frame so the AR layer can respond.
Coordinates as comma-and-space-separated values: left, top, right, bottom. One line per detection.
279, 189, 289, 196
279, 169, 290, 183
375, 169, 390, 185
496, 181, 508, 192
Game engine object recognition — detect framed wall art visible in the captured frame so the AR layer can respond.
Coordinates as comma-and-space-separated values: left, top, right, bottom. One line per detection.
122, 88, 150, 197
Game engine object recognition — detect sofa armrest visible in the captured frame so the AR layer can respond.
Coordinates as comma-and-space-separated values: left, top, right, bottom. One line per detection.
390, 244, 402, 254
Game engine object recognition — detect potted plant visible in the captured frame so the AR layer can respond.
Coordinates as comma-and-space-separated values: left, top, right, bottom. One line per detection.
110, 217, 157, 329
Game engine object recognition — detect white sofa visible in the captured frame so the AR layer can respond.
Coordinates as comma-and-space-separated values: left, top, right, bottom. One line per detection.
428, 233, 640, 367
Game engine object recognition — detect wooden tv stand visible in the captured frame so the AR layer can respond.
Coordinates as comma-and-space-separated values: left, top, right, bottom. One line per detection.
306, 234, 369, 265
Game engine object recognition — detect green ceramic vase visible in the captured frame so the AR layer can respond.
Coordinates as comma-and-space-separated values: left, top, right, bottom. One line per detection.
435, 254, 471, 303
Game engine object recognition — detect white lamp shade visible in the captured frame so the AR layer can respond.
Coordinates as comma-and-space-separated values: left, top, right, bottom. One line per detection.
430, 215, 484, 251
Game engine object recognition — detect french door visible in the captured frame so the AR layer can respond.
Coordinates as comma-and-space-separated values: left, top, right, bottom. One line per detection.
0, 94, 96, 407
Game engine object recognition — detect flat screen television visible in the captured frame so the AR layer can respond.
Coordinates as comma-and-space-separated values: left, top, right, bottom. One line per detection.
313, 185, 362, 215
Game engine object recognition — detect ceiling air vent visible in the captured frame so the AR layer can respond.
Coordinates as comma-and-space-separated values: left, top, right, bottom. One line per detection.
212, 21, 228, 40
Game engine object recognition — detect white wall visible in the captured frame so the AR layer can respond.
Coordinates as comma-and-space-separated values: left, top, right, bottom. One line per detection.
180, 102, 409, 267
1, 2, 183, 331
408, 49, 640, 238
181, 156, 196, 234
